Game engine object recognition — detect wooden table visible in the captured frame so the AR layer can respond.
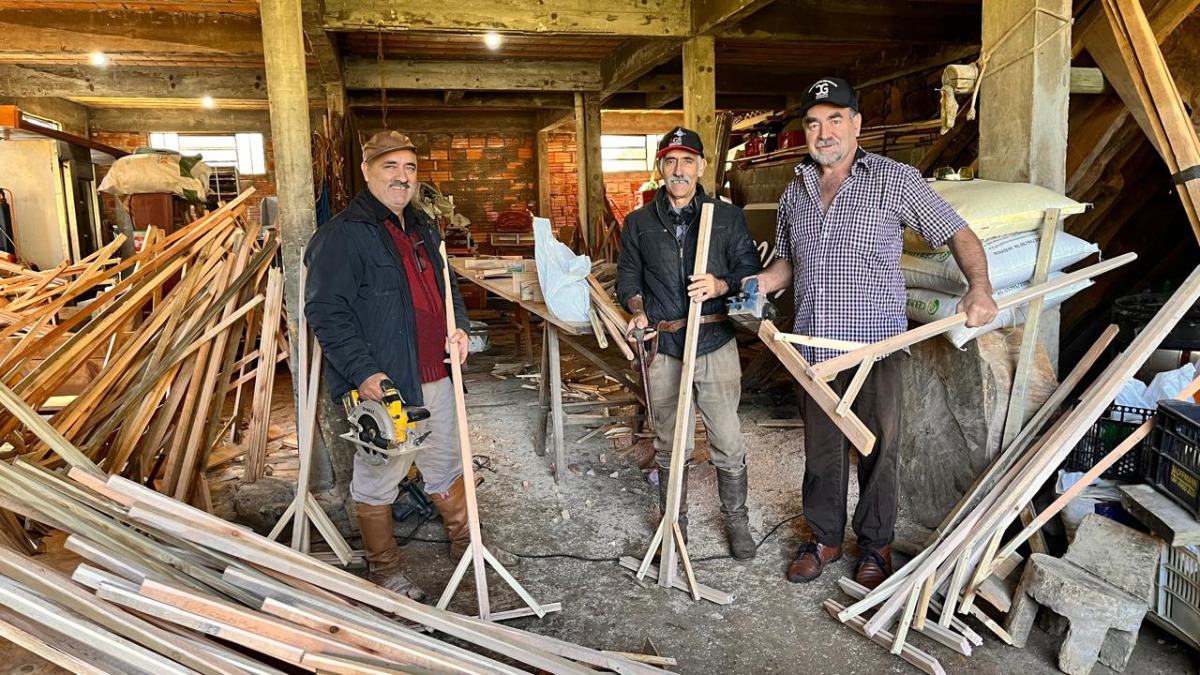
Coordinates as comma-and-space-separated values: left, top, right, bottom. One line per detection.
450, 258, 640, 482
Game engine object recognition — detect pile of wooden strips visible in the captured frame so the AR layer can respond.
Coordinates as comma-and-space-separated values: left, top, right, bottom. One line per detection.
0, 237, 126, 328
824, 264, 1200, 673
0, 189, 286, 508
0, 452, 671, 675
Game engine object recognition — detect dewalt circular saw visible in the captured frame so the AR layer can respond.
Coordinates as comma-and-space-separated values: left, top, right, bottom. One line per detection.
341, 379, 430, 466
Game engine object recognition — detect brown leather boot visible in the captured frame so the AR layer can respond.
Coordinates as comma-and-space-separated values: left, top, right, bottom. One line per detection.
356, 503, 427, 601
430, 476, 520, 568
854, 545, 893, 590
785, 540, 843, 583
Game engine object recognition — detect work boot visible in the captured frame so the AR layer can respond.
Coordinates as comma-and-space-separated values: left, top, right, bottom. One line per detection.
431, 475, 521, 569
716, 467, 756, 560
854, 545, 893, 590
356, 503, 427, 602
785, 540, 843, 583
652, 465, 689, 564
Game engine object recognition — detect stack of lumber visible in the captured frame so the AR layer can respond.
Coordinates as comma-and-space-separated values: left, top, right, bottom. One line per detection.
0, 445, 671, 675
0, 238, 126, 329
824, 264, 1200, 672
0, 189, 284, 510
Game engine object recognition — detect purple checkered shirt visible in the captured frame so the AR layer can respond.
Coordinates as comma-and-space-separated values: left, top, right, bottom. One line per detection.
775, 149, 967, 364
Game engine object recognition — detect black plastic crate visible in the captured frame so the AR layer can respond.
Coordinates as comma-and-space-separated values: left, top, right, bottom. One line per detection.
1143, 400, 1200, 519
1064, 403, 1156, 481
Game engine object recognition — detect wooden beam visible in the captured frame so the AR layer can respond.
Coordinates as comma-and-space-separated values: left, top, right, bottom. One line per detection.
261, 0, 318, 427
442, 90, 465, 105
574, 92, 604, 248
302, 0, 346, 115
693, 0, 776, 35
0, 9, 263, 55
344, 57, 601, 92
683, 35, 717, 195
88, 108, 273, 134
718, 0, 980, 43
537, 129, 551, 220
1080, 0, 1200, 159
355, 109, 537, 134
0, 64, 319, 101
349, 91, 574, 109
600, 38, 683, 98
322, 0, 690, 36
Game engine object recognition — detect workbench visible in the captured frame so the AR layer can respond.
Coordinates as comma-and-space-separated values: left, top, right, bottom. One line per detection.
449, 258, 641, 481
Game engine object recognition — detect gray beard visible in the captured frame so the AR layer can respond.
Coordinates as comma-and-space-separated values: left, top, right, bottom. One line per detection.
810, 146, 843, 167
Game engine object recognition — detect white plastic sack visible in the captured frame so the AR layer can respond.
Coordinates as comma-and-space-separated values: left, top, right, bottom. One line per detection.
1113, 362, 1197, 411
904, 179, 1088, 252
99, 151, 211, 202
905, 272, 1092, 348
901, 230, 1098, 295
533, 217, 591, 322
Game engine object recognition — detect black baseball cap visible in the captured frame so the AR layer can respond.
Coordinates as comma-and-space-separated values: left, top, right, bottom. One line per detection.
656, 126, 704, 159
797, 77, 859, 118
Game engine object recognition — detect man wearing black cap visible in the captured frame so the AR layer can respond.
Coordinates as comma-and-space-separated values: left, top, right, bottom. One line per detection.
746, 78, 998, 588
617, 127, 762, 560
305, 131, 516, 600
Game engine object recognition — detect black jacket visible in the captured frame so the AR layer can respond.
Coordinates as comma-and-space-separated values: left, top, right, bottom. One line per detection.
304, 189, 469, 406
616, 185, 761, 359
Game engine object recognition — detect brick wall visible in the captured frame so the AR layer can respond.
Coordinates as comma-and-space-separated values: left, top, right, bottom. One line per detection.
545, 131, 654, 231
404, 132, 536, 254
89, 131, 277, 228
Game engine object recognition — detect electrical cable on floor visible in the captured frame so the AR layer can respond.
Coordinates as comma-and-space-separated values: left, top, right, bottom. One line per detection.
397, 512, 806, 565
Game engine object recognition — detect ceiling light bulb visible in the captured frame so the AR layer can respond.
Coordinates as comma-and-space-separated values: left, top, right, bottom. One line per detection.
89, 52, 107, 67
201, 95, 215, 108
484, 32, 502, 49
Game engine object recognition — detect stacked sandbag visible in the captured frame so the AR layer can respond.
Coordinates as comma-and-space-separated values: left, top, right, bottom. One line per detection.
902, 180, 1096, 347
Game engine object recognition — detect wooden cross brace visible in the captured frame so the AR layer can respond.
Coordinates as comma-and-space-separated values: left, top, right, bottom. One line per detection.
439, 243, 559, 621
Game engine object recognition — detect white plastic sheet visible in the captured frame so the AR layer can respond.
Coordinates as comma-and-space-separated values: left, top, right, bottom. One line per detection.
533, 217, 592, 322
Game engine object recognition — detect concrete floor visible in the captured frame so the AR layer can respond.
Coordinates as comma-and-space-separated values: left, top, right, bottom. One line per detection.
3, 338, 1197, 674
381, 348, 1197, 675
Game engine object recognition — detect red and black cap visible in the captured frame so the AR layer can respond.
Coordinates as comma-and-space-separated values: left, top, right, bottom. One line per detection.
656, 126, 704, 159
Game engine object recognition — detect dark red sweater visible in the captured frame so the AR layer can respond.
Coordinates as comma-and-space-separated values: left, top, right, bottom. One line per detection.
384, 217, 447, 384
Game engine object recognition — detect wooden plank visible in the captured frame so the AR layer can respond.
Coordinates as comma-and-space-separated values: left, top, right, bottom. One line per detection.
618, 557, 734, 605
346, 57, 602, 92
757, 320, 876, 454
823, 600, 946, 675
853, 263, 1200, 637
838, 578, 972, 656
650, 202, 713, 590
812, 253, 1136, 380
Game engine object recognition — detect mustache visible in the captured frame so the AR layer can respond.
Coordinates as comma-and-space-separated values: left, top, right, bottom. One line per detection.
668, 176, 691, 184
815, 140, 837, 149
388, 180, 411, 189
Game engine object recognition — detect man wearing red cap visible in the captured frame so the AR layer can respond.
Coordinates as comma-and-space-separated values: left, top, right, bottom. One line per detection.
747, 77, 998, 589
305, 131, 515, 600
617, 127, 762, 560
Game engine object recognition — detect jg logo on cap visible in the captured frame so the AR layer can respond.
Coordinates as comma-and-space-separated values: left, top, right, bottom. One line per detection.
797, 76, 859, 117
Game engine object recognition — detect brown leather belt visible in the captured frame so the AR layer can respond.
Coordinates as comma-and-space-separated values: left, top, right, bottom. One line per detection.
645, 313, 729, 364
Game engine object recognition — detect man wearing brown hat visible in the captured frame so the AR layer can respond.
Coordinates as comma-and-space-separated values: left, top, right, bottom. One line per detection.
617, 127, 762, 560
305, 131, 516, 599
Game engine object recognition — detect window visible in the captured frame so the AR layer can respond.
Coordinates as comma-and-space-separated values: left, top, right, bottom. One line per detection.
601, 134, 658, 173
149, 132, 267, 176
20, 113, 61, 131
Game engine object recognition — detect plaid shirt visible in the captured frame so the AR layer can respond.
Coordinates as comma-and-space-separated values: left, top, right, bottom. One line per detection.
775, 149, 966, 364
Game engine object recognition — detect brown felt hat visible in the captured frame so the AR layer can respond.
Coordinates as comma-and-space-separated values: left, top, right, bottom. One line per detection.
362, 131, 418, 164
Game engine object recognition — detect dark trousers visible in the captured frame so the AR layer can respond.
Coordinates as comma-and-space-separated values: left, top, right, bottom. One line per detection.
800, 352, 903, 552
